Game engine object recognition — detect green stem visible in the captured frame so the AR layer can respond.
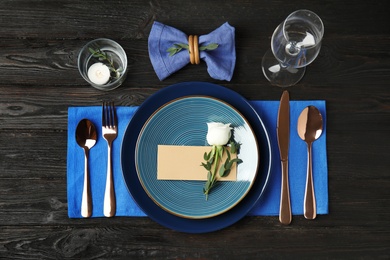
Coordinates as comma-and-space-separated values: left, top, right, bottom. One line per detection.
204, 145, 223, 200
102, 53, 119, 78
205, 154, 218, 201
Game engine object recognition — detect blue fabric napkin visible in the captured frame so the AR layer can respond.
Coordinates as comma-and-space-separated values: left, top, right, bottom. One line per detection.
67, 101, 328, 218
148, 21, 236, 81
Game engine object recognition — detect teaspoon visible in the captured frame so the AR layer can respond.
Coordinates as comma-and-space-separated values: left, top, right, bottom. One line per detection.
297, 106, 323, 219
76, 119, 97, 218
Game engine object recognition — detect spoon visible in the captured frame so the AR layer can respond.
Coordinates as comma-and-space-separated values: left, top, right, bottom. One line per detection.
297, 106, 323, 220
76, 119, 97, 218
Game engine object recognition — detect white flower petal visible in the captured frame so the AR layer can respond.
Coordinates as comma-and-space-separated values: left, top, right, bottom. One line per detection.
206, 122, 232, 146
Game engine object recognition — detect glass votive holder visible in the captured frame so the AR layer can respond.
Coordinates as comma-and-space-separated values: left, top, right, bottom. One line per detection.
78, 38, 128, 91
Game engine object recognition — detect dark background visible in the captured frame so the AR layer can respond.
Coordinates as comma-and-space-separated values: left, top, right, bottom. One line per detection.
0, 0, 389, 259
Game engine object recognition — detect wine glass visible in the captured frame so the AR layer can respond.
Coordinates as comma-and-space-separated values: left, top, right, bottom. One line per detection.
262, 10, 324, 87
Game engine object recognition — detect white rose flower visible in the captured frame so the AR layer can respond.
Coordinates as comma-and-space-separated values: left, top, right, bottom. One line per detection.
206, 122, 232, 146
202, 122, 242, 199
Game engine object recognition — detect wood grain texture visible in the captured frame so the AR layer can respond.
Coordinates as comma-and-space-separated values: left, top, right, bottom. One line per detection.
0, 0, 389, 258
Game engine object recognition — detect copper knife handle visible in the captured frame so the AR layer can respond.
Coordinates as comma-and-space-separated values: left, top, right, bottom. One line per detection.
279, 159, 292, 225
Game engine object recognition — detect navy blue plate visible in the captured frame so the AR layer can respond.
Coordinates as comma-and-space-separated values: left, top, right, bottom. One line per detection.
121, 82, 272, 233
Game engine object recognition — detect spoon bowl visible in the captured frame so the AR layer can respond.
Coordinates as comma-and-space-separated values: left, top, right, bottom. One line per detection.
297, 106, 323, 219
76, 119, 97, 218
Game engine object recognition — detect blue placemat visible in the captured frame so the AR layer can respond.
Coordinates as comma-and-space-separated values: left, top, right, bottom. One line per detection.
67, 100, 328, 218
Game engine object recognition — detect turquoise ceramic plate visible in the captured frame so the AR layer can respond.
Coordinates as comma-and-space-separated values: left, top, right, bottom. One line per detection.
135, 96, 259, 219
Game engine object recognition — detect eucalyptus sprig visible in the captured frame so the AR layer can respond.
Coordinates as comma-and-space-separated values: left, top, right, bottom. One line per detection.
167, 43, 219, 56
88, 47, 121, 78
201, 140, 242, 200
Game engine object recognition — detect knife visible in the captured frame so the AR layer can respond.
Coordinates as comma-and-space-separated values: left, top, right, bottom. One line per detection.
277, 90, 292, 225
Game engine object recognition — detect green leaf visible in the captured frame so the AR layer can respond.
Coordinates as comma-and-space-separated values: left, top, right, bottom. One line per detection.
203, 151, 209, 161
219, 164, 226, 177
174, 43, 189, 49
223, 155, 231, 169
166, 43, 189, 57
201, 162, 211, 171
233, 158, 243, 164
223, 169, 231, 177
230, 141, 241, 154
167, 47, 177, 53
167, 47, 178, 52
223, 158, 242, 172
199, 43, 219, 51
229, 158, 243, 168
230, 142, 236, 154
226, 160, 233, 170
226, 149, 231, 161
88, 47, 96, 54
208, 156, 214, 165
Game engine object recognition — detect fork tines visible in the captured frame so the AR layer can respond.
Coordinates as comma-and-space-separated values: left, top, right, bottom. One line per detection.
102, 101, 117, 129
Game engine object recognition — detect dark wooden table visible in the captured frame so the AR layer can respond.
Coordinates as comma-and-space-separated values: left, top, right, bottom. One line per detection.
1, 0, 389, 259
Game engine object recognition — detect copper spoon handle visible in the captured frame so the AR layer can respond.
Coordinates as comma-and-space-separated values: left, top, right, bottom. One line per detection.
304, 143, 316, 219
279, 160, 292, 224
81, 148, 92, 218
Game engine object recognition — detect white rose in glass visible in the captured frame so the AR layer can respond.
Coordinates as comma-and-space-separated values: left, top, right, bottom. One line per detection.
206, 122, 232, 146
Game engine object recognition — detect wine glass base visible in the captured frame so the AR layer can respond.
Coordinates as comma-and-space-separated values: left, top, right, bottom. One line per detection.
261, 49, 305, 87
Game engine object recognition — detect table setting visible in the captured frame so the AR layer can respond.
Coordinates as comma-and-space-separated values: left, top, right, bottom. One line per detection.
67, 84, 328, 233
67, 11, 329, 233
2, 0, 390, 257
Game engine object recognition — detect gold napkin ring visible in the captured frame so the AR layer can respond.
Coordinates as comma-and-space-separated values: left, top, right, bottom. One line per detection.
188, 35, 200, 65
193, 35, 200, 65
188, 35, 194, 64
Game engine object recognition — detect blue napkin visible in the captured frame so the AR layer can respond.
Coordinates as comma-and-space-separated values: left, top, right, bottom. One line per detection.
67, 101, 328, 218
148, 21, 236, 81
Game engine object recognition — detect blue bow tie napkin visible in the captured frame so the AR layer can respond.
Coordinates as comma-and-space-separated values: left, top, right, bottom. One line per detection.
148, 21, 236, 81
67, 101, 328, 218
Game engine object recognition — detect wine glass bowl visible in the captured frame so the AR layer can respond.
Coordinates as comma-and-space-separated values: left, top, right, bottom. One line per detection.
262, 10, 324, 87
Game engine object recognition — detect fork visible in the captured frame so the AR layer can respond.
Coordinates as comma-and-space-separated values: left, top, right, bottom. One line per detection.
102, 101, 118, 217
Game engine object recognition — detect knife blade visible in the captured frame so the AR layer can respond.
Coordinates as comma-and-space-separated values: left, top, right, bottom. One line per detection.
277, 90, 292, 225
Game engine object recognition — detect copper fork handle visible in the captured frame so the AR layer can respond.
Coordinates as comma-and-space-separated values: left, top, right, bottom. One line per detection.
279, 160, 292, 225
104, 141, 116, 217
